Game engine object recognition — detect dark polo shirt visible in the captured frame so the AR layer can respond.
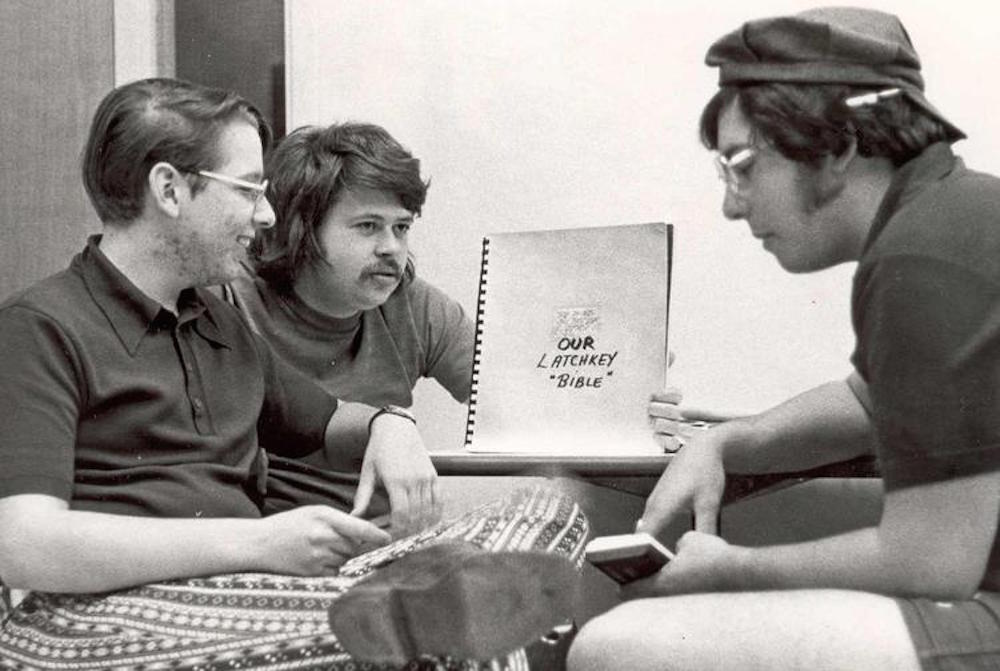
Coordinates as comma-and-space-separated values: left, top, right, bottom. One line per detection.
851, 143, 1000, 492
850, 143, 1000, 590
0, 236, 339, 518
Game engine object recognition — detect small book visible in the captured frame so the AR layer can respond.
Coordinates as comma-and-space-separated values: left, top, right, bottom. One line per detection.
584, 532, 674, 583
464, 222, 672, 455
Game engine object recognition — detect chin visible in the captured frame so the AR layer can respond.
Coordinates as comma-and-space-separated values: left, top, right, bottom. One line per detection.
206, 260, 245, 286
368, 285, 398, 305
359, 294, 392, 311
774, 252, 838, 274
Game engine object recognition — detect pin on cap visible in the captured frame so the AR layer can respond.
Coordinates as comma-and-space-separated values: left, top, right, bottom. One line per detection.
845, 87, 902, 108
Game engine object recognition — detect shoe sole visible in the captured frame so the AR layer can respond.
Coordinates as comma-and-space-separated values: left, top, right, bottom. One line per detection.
330, 542, 580, 663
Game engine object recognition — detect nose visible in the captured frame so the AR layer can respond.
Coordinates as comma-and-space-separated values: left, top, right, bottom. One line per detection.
374, 227, 404, 256
722, 186, 748, 221
252, 196, 276, 230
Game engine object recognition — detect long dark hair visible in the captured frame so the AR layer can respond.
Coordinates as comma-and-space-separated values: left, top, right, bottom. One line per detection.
252, 122, 428, 293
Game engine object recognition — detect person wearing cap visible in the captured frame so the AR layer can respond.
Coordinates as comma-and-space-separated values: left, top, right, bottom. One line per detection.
570, 7, 1000, 671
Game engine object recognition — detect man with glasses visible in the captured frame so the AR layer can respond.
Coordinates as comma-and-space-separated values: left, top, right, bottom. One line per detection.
572, 7, 1000, 671
0, 78, 587, 669
0, 74, 437, 583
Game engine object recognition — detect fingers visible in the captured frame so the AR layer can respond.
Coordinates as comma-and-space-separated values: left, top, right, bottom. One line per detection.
653, 433, 682, 453
386, 484, 414, 538
318, 506, 392, 546
282, 506, 391, 575
650, 394, 684, 452
351, 464, 375, 518
411, 477, 442, 530
639, 490, 677, 537
650, 416, 681, 434
430, 477, 444, 525
677, 407, 739, 424
650, 387, 684, 406
385, 475, 440, 538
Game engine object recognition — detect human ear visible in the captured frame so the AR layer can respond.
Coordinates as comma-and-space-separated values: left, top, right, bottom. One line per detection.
147, 162, 184, 218
810, 136, 858, 209
829, 135, 858, 175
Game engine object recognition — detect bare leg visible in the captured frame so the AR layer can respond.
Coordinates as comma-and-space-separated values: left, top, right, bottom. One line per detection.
568, 589, 921, 671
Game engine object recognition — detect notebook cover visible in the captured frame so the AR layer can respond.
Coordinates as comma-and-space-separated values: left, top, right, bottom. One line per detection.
465, 222, 671, 455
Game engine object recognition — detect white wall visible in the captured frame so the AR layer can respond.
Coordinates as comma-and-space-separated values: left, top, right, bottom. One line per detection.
113, 0, 173, 84
286, 0, 1000, 451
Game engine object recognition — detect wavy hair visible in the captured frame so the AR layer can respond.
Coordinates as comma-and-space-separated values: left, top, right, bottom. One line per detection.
252, 122, 428, 293
700, 83, 951, 167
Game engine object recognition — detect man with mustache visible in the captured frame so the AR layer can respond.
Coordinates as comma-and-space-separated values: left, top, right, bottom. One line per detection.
0, 79, 588, 669
0, 78, 437, 595
570, 6, 1000, 671
224, 123, 474, 518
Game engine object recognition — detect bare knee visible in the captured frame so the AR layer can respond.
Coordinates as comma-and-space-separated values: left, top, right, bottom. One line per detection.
566, 611, 621, 671
567, 602, 650, 671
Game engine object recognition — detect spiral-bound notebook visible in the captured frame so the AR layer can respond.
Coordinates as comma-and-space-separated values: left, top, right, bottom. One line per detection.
465, 222, 672, 455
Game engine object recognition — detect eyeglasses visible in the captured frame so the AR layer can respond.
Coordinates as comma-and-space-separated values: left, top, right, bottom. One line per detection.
196, 169, 271, 217
714, 147, 756, 196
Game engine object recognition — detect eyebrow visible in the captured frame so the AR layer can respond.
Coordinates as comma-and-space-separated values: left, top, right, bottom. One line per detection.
349, 212, 415, 223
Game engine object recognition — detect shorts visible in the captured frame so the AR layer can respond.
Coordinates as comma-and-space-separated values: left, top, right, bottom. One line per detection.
897, 590, 1000, 671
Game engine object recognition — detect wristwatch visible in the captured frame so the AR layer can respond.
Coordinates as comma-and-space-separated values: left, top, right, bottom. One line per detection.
368, 405, 417, 433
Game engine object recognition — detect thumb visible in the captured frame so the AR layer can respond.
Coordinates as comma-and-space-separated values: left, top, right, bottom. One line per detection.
351, 465, 375, 517
323, 509, 392, 546
637, 498, 672, 537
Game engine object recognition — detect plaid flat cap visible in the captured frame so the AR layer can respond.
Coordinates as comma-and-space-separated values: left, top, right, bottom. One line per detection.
706, 6, 964, 140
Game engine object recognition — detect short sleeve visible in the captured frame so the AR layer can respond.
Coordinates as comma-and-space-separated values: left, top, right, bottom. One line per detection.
408, 278, 475, 403
254, 332, 339, 458
854, 255, 1000, 491
0, 305, 81, 500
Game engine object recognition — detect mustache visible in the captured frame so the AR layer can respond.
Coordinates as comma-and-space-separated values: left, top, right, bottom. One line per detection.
361, 260, 402, 277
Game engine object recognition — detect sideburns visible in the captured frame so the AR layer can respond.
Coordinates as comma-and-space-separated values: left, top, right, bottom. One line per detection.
799, 165, 845, 214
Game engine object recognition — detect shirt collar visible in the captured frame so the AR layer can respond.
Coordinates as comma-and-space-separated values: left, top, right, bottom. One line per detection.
864, 143, 962, 254
77, 235, 230, 355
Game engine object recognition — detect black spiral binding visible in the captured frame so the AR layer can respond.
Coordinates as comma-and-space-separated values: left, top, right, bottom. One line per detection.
464, 235, 491, 446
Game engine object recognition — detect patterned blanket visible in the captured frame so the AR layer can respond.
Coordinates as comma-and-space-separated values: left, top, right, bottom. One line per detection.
0, 486, 588, 671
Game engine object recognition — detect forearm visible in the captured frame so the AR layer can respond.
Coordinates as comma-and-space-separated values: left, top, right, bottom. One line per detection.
725, 526, 970, 600
701, 472, 998, 601
718, 378, 875, 474
727, 528, 909, 595
1, 503, 271, 593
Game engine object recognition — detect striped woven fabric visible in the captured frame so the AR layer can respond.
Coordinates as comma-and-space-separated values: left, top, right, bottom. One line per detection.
0, 487, 588, 671
0, 588, 11, 628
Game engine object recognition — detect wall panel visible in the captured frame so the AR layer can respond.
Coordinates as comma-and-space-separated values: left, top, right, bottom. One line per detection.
0, 1, 113, 299
175, 0, 285, 138
287, 0, 1000, 450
